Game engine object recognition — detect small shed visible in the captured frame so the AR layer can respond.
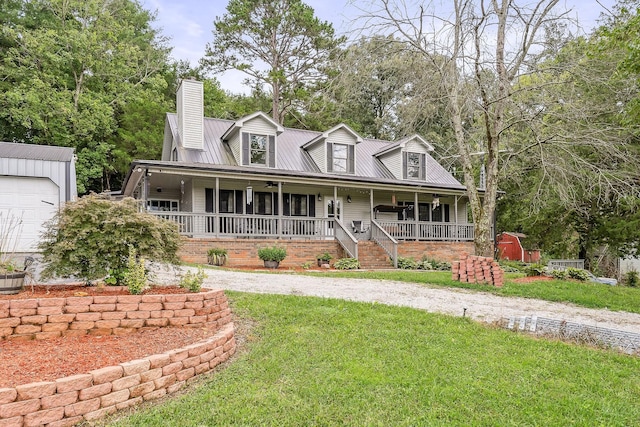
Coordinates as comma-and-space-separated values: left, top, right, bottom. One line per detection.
0, 142, 77, 252
496, 232, 540, 263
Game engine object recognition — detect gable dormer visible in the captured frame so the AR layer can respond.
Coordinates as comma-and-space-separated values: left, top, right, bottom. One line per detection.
302, 124, 362, 174
221, 112, 284, 168
374, 135, 434, 181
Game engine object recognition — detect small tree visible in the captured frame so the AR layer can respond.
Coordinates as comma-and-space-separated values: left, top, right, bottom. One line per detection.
39, 194, 180, 283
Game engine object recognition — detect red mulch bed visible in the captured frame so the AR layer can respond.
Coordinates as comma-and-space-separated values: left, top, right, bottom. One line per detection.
0, 285, 223, 388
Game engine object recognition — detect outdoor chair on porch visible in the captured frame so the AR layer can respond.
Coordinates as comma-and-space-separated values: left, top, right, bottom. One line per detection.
351, 220, 365, 233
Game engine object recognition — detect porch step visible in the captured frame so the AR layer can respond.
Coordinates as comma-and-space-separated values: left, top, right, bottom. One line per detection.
357, 241, 393, 269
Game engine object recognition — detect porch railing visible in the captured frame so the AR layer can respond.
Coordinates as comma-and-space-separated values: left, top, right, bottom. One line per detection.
151, 212, 335, 239
333, 220, 358, 259
375, 220, 475, 241
371, 220, 398, 268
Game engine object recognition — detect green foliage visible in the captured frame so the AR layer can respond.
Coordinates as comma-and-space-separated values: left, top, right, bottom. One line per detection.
395, 256, 450, 271
316, 252, 333, 261
524, 263, 546, 277
179, 267, 207, 293
624, 270, 639, 287
566, 267, 590, 281
334, 257, 360, 270
207, 248, 228, 257
38, 194, 180, 282
301, 261, 313, 270
111, 293, 640, 427
396, 257, 418, 269
257, 246, 287, 262
123, 246, 147, 294
551, 269, 569, 280
202, 0, 344, 123
499, 260, 527, 273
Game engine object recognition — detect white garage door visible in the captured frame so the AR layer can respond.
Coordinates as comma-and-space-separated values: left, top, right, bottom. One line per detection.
0, 176, 59, 252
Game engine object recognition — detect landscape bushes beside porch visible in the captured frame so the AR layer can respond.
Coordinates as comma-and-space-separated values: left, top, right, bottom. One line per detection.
178, 238, 475, 268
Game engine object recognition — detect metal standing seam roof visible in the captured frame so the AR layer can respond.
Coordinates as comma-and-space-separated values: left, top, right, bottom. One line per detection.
164, 114, 465, 190
0, 141, 75, 162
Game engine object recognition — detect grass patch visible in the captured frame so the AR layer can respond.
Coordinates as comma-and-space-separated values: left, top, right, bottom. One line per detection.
300, 270, 640, 314
110, 293, 639, 426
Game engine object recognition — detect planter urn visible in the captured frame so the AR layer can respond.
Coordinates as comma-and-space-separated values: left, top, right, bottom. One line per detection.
263, 260, 280, 269
0, 271, 26, 295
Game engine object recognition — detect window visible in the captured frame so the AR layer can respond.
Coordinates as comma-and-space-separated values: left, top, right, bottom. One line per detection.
407, 153, 421, 178
219, 190, 235, 213
327, 143, 354, 173
255, 192, 273, 215
403, 152, 426, 180
333, 144, 348, 172
250, 134, 267, 165
432, 204, 450, 222
147, 200, 178, 212
290, 194, 308, 216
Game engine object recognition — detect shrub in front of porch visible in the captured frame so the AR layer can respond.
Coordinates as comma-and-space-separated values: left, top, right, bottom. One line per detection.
38, 194, 181, 284
258, 246, 287, 268
334, 258, 360, 270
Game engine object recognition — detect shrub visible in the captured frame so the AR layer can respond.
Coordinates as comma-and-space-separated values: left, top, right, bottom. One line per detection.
207, 248, 228, 257
179, 267, 207, 292
396, 257, 418, 269
301, 261, 313, 270
207, 247, 228, 266
624, 270, 639, 287
334, 257, 360, 270
524, 263, 546, 277
551, 269, 569, 280
317, 252, 333, 261
566, 267, 589, 281
38, 194, 180, 284
257, 246, 287, 262
123, 246, 147, 294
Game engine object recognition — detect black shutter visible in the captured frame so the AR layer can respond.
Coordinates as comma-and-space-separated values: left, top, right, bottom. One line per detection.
444, 204, 450, 222
242, 133, 249, 165
283, 193, 290, 216
308, 195, 315, 217
420, 153, 426, 180
268, 135, 275, 168
273, 192, 278, 215
205, 188, 214, 213
235, 190, 243, 213
402, 152, 408, 179
246, 193, 253, 214
327, 142, 333, 172
348, 145, 355, 174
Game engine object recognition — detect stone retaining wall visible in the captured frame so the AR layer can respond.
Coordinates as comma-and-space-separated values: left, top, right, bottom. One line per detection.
0, 322, 236, 426
0, 290, 231, 340
0, 289, 236, 426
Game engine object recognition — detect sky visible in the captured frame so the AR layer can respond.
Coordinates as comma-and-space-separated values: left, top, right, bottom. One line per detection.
142, 0, 618, 94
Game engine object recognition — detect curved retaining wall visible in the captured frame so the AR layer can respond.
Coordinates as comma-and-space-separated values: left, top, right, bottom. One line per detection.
0, 289, 236, 427
0, 290, 230, 340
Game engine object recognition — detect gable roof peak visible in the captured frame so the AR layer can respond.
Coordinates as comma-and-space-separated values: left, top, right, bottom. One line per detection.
220, 111, 284, 141
373, 134, 434, 157
302, 123, 363, 149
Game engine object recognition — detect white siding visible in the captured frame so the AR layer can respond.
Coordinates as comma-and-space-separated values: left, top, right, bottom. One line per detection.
307, 143, 326, 172
326, 128, 356, 146
228, 133, 241, 165
405, 139, 429, 154
177, 80, 204, 150
243, 116, 277, 135
0, 157, 75, 202
378, 151, 402, 179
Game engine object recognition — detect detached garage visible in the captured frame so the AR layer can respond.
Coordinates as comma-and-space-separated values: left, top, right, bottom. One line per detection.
0, 142, 77, 252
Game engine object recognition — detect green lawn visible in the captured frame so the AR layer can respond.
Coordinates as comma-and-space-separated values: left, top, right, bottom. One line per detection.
109, 292, 640, 426
299, 270, 640, 314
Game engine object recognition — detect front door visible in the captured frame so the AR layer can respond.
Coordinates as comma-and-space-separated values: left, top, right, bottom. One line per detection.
325, 197, 342, 236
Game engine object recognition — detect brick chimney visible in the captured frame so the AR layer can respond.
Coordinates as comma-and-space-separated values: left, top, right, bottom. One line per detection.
176, 79, 204, 150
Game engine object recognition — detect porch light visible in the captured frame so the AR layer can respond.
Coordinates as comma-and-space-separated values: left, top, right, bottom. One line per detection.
347, 195, 352, 203
156, 187, 162, 193
317, 193, 322, 201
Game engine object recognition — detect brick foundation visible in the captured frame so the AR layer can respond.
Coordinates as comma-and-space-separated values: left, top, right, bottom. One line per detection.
179, 237, 346, 268
0, 290, 235, 427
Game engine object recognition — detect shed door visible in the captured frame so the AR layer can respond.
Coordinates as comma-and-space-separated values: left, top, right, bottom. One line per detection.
0, 176, 59, 252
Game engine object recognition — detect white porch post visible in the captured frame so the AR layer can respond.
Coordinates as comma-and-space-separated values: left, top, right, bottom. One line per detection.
277, 181, 283, 238
214, 177, 219, 236
370, 189, 374, 223
455, 196, 460, 242
414, 192, 419, 240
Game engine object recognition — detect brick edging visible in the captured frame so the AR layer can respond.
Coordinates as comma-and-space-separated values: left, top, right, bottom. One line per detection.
0, 290, 231, 340
0, 322, 236, 426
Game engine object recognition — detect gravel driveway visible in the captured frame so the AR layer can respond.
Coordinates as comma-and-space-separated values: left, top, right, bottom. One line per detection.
171, 267, 640, 335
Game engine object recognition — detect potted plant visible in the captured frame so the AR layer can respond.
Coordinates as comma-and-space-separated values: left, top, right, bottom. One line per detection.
207, 247, 228, 266
316, 251, 333, 267
257, 246, 287, 269
0, 213, 32, 295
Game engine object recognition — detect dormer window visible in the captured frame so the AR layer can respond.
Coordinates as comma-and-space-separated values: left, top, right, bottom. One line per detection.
403, 152, 426, 180
250, 134, 268, 165
242, 132, 275, 167
327, 142, 355, 174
